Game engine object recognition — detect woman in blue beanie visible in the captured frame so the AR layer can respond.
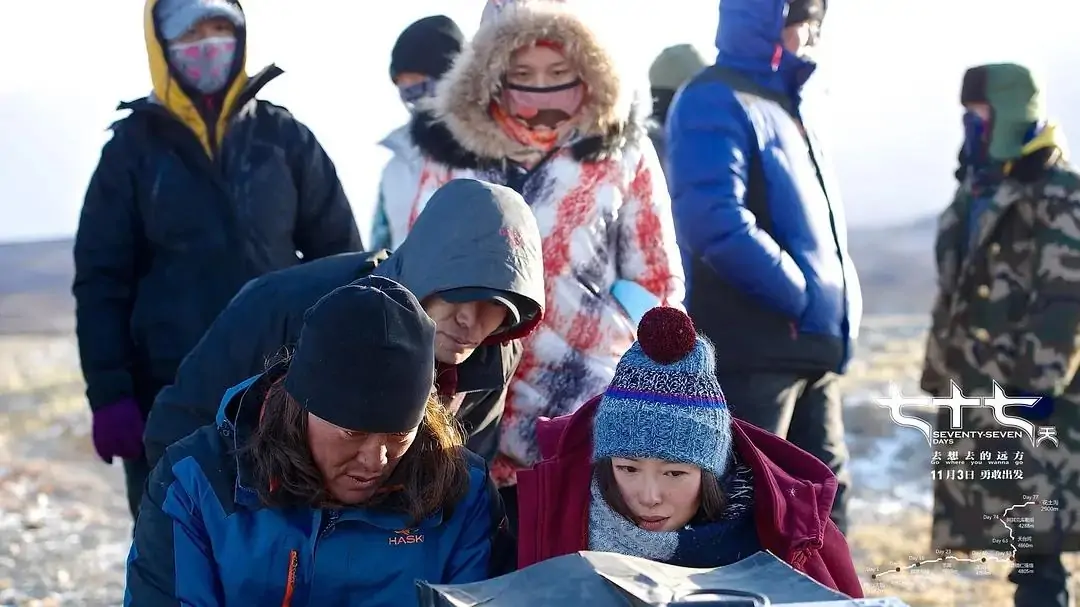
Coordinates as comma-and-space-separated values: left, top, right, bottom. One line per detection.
516, 306, 863, 598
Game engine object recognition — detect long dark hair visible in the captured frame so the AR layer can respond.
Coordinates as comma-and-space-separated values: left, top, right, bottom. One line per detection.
593, 458, 726, 524
239, 362, 470, 524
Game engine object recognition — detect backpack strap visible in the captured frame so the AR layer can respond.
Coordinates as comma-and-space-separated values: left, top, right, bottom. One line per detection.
687, 65, 799, 120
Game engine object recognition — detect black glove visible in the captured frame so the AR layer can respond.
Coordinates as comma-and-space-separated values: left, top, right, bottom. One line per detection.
1005, 387, 1055, 422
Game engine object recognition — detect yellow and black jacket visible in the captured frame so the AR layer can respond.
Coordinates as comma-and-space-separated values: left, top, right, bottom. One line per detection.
73, 0, 363, 413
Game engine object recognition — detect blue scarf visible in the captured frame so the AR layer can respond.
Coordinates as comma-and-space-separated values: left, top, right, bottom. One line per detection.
587, 457, 762, 568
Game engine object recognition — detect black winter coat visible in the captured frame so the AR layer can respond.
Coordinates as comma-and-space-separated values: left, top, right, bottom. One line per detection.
72, 67, 363, 414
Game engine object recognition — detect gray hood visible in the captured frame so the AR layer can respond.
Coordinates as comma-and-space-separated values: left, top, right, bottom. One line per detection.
374, 178, 545, 340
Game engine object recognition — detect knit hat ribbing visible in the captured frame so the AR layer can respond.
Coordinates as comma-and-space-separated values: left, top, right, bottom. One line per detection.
648, 44, 707, 92
390, 15, 465, 82
284, 276, 436, 434
155, 0, 245, 42
785, 0, 826, 26
593, 307, 733, 478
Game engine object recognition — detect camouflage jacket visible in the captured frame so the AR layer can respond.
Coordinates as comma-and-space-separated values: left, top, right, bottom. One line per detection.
921, 154, 1080, 400
921, 151, 1080, 554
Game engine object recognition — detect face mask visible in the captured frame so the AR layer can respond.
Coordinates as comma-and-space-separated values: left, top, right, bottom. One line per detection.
168, 36, 238, 95
502, 79, 585, 129
961, 110, 989, 166
398, 78, 436, 113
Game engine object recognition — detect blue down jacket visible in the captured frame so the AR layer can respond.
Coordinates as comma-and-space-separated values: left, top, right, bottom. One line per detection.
666, 0, 862, 373
125, 372, 508, 606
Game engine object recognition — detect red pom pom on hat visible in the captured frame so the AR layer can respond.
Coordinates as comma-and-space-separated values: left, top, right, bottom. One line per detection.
636, 306, 697, 364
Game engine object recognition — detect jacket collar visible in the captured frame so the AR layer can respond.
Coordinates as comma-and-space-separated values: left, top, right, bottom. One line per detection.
215, 369, 283, 508
455, 342, 515, 394
379, 123, 422, 162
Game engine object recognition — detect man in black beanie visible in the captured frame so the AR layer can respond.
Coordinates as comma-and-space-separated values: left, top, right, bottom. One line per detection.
371, 15, 467, 250
127, 275, 515, 604
284, 277, 436, 442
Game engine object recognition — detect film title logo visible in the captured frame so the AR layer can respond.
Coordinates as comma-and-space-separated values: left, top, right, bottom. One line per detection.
875, 381, 1058, 448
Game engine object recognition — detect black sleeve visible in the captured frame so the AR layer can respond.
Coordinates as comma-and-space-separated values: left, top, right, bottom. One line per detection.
144, 276, 286, 467
127, 437, 225, 605
288, 118, 364, 259
72, 130, 140, 412
487, 477, 518, 577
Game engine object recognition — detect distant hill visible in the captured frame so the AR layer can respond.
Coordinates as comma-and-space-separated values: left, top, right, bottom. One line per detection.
0, 218, 941, 335
847, 214, 939, 317
0, 238, 75, 335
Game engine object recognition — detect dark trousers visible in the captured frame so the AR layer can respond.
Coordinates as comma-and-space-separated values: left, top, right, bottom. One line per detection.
1010, 553, 1072, 607
716, 371, 851, 535
123, 453, 153, 524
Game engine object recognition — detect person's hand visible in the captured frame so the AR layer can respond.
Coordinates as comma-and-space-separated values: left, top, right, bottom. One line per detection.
92, 397, 146, 463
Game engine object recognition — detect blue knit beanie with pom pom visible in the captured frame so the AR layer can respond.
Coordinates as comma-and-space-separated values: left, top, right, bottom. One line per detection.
593, 306, 732, 479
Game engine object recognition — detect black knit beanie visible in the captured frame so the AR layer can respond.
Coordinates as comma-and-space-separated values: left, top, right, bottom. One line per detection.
389, 15, 465, 83
284, 276, 436, 433
786, 0, 826, 25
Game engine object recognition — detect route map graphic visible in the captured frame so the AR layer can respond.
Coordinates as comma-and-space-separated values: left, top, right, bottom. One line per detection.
868, 495, 1060, 585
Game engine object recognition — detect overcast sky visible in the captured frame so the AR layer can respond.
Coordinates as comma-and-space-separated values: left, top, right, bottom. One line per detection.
2, 0, 1077, 243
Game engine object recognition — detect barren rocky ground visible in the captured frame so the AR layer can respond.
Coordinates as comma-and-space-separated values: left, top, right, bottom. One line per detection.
1, 237, 1075, 606
9, 318, 1075, 606
0, 336, 128, 606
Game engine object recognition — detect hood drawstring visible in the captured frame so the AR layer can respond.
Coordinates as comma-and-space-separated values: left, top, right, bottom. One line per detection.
789, 537, 824, 570
435, 363, 459, 397
771, 45, 783, 71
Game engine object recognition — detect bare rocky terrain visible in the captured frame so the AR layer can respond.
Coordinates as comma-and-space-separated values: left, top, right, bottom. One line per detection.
0, 336, 128, 606
5, 226, 1075, 606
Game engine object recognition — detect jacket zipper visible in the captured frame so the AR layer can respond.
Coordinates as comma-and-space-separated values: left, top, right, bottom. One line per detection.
281, 549, 298, 607
319, 509, 341, 539
204, 96, 220, 157
503, 147, 562, 196
283, 509, 338, 605
799, 127, 849, 366
535, 469, 547, 561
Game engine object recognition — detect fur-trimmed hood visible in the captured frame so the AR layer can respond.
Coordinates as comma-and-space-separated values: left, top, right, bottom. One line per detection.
430, 0, 639, 164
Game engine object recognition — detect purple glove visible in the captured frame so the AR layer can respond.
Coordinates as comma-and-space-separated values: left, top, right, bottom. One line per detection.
92, 398, 146, 463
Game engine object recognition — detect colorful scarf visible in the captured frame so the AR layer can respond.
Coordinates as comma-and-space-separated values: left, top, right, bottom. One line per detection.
491, 101, 560, 153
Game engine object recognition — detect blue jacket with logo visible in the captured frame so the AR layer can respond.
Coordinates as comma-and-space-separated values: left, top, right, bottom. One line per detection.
125, 372, 509, 606
666, 0, 862, 374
